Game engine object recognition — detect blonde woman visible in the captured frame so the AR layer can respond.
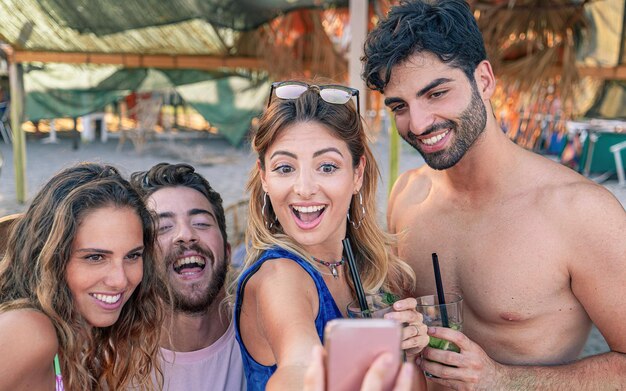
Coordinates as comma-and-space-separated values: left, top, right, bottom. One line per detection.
0, 163, 163, 390
234, 81, 429, 390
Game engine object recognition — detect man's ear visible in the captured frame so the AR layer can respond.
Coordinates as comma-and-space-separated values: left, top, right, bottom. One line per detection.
474, 60, 496, 100
225, 242, 232, 263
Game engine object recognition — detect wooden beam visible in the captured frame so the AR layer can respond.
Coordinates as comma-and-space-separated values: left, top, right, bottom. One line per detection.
577, 65, 626, 79
9, 50, 264, 70
537, 64, 626, 79
349, 0, 367, 115
9, 62, 26, 203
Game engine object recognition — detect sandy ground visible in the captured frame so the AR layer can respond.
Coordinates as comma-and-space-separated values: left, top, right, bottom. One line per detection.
1, 131, 623, 357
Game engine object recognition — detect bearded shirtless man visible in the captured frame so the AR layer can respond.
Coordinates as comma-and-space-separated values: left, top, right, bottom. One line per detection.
362, 1, 626, 390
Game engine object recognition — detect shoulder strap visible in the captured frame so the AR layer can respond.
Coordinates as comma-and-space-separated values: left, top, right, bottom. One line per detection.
53, 354, 62, 376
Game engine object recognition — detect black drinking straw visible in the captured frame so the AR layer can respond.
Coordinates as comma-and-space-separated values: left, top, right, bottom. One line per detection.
431, 253, 449, 327
342, 238, 370, 318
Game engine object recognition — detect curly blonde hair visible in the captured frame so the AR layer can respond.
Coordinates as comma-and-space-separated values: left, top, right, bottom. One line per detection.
240, 85, 415, 297
0, 163, 164, 390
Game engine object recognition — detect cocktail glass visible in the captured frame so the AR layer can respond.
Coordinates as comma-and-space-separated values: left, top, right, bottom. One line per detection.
415, 293, 463, 377
347, 292, 398, 318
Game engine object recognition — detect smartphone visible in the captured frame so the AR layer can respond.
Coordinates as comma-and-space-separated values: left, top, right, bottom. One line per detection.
324, 319, 402, 391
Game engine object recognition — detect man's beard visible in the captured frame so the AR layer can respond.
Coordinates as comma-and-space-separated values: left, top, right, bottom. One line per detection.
402, 84, 487, 170
164, 243, 228, 315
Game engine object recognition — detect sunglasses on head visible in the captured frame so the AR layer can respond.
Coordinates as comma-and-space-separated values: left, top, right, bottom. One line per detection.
268, 81, 360, 117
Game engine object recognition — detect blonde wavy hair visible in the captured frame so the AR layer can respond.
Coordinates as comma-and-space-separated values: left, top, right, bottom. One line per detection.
240, 85, 415, 296
0, 163, 164, 390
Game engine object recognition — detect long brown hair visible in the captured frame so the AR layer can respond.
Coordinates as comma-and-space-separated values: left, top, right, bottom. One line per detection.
242, 84, 415, 296
0, 163, 164, 390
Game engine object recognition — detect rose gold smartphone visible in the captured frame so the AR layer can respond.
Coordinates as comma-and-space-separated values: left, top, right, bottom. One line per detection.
324, 319, 402, 391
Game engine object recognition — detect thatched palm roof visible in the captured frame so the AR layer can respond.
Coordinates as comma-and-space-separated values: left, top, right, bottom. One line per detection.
472, 0, 596, 101
0, 0, 351, 78
1, 0, 623, 106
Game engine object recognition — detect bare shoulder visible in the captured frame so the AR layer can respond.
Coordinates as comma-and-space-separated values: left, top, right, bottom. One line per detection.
389, 167, 432, 210
391, 166, 431, 197
0, 308, 58, 350
0, 309, 58, 387
534, 161, 625, 226
530, 157, 626, 262
248, 257, 317, 290
246, 257, 318, 315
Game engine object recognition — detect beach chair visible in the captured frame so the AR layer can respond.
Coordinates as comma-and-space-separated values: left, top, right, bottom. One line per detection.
0, 213, 21, 257
0, 102, 11, 144
225, 198, 249, 248
117, 94, 162, 153
610, 140, 626, 187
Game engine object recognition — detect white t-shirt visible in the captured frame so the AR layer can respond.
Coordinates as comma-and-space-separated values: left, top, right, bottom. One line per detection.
158, 322, 246, 391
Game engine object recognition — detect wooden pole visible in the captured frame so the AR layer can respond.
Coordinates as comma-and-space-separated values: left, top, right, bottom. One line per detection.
349, 0, 368, 116
388, 111, 399, 197
8, 61, 26, 203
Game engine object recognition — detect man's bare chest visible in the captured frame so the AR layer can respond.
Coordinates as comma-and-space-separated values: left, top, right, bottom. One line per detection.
394, 205, 576, 323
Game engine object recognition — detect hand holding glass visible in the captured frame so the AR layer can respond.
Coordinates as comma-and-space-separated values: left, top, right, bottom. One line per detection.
347, 292, 397, 318
415, 293, 463, 377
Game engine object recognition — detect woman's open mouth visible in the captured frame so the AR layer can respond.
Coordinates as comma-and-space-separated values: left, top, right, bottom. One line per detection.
292, 204, 326, 229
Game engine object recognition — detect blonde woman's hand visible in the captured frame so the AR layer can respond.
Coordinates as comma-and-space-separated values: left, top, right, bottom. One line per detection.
384, 297, 430, 358
361, 355, 420, 391
303, 346, 422, 391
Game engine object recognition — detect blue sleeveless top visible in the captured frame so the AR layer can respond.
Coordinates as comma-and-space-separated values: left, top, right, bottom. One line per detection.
234, 247, 343, 391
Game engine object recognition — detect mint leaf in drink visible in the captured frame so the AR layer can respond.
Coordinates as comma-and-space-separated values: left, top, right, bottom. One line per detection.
428, 335, 460, 352
428, 336, 446, 349
381, 292, 399, 305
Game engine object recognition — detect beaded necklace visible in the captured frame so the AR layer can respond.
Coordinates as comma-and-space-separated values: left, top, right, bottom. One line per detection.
312, 256, 345, 279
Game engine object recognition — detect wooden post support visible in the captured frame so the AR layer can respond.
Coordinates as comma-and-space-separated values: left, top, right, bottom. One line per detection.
349, 0, 368, 116
388, 111, 400, 197
9, 61, 26, 203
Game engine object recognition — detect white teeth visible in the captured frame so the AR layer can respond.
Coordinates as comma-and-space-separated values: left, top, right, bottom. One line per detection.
173, 256, 206, 269
92, 293, 121, 304
293, 205, 324, 213
421, 130, 449, 145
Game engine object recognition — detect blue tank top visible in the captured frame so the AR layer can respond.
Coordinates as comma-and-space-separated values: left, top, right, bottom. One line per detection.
234, 247, 343, 391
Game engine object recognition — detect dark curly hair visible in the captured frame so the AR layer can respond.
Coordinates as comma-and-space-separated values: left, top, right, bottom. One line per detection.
362, 0, 487, 92
130, 163, 228, 250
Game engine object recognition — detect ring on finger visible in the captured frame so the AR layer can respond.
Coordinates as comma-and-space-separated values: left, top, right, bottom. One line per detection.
412, 324, 420, 336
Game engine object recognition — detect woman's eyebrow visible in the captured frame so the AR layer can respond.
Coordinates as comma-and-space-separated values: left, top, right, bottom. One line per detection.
270, 150, 297, 160
313, 147, 343, 158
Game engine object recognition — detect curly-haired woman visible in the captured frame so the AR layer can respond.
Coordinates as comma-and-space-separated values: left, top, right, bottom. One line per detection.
0, 163, 164, 390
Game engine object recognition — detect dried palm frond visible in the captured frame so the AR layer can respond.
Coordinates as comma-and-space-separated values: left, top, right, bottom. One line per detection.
474, 0, 591, 102
235, 9, 348, 81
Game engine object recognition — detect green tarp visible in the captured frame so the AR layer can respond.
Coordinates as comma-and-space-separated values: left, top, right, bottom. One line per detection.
23, 63, 268, 146
37, 0, 351, 34
178, 76, 269, 146
26, 89, 125, 120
